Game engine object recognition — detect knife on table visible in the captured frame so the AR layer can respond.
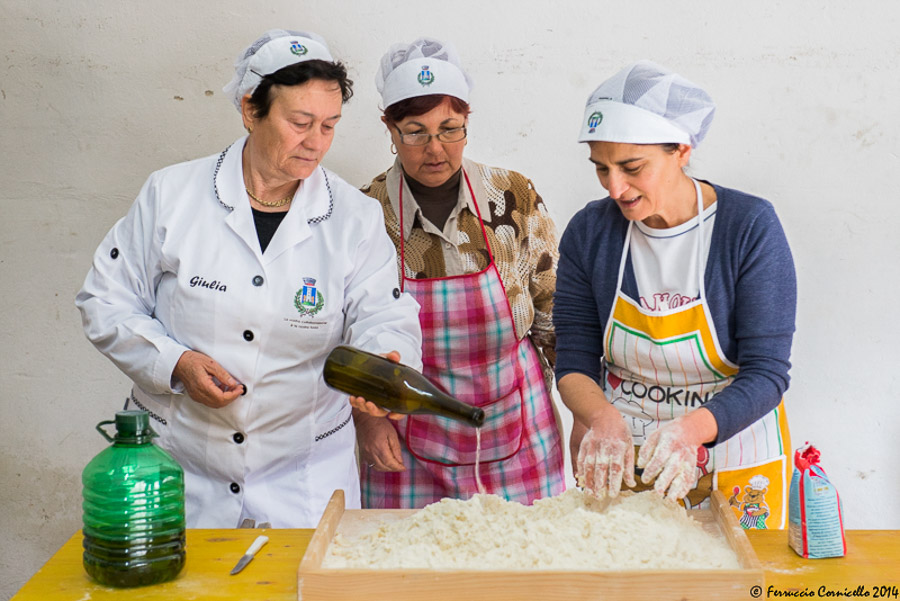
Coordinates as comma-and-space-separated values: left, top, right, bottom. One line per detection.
230, 535, 269, 575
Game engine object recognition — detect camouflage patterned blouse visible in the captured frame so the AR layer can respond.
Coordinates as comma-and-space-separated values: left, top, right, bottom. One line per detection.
360, 158, 559, 373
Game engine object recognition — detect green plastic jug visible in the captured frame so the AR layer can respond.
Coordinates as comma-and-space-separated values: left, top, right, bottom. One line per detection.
81, 410, 186, 587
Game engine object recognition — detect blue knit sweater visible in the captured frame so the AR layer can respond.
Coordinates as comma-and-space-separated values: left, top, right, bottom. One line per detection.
554, 182, 796, 445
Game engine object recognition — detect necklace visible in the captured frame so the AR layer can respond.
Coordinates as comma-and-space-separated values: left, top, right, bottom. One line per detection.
245, 187, 292, 208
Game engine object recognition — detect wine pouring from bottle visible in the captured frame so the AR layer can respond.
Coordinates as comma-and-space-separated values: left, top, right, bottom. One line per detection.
323, 345, 485, 428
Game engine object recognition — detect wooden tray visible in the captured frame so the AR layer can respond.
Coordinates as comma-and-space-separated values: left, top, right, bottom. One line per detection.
298, 489, 763, 601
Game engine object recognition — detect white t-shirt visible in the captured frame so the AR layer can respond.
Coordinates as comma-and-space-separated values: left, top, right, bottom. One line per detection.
630, 203, 717, 313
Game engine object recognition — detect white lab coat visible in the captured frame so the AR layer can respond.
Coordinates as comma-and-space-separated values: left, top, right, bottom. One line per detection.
76, 137, 422, 528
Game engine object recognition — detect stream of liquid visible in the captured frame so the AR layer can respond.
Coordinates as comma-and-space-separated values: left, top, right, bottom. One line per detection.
475, 426, 486, 494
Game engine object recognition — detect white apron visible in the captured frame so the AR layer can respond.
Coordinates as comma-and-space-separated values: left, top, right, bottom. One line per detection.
603, 179, 791, 529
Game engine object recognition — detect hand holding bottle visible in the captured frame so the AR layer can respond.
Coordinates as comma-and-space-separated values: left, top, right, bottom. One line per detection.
324, 346, 485, 427
346, 350, 406, 420
353, 410, 406, 471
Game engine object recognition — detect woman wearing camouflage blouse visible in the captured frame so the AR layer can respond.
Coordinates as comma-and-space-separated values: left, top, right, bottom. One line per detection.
350, 37, 565, 508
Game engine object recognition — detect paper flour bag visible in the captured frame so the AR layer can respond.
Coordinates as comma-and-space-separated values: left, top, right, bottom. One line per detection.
788, 443, 846, 558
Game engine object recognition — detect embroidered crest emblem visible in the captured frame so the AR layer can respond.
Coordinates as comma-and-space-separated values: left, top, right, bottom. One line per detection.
587, 111, 603, 133
417, 65, 435, 87
295, 277, 325, 316
290, 42, 308, 56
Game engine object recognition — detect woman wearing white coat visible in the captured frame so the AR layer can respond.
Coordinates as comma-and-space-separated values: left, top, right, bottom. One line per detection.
76, 29, 423, 528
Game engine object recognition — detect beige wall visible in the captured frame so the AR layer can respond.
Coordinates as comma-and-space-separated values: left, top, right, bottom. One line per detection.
3, 1, 899, 597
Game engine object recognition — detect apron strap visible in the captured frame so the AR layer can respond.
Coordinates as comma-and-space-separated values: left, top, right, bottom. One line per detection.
398, 167, 494, 291
606, 178, 706, 327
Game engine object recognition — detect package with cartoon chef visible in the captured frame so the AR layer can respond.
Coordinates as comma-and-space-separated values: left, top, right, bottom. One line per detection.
788, 443, 846, 558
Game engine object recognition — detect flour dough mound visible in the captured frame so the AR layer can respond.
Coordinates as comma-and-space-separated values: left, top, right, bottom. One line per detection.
324, 489, 740, 570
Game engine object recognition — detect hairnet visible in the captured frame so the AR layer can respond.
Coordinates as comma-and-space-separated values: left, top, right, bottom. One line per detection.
578, 60, 715, 147
223, 29, 334, 111
375, 37, 473, 108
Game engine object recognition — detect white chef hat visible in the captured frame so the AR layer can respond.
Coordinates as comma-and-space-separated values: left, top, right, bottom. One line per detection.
375, 37, 473, 108
223, 29, 334, 111
748, 475, 770, 491
578, 60, 716, 147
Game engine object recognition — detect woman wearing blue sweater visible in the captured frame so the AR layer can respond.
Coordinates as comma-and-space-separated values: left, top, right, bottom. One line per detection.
555, 61, 796, 529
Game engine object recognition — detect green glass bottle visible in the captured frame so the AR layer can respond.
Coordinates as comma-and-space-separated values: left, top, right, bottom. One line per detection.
82, 410, 186, 587
323, 345, 485, 427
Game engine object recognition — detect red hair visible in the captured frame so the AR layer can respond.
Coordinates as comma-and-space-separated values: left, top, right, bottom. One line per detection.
383, 94, 471, 124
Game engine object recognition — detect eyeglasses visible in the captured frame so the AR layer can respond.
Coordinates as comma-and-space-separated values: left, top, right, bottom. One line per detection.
394, 126, 467, 146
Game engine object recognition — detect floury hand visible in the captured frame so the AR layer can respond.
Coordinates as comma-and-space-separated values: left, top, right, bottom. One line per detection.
637, 415, 705, 502
577, 410, 636, 500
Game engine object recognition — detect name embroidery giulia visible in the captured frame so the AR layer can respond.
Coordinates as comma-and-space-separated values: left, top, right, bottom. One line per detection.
189, 276, 227, 292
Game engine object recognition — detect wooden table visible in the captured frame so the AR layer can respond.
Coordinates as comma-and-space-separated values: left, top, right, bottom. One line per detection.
11, 529, 899, 600
11, 529, 312, 600
745, 530, 899, 598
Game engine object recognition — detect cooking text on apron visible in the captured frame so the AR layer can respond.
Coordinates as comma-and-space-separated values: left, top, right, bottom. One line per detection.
603, 179, 791, 529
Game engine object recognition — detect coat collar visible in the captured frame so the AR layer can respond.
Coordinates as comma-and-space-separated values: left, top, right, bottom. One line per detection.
385, 156, 491, 241
215, 136, 333, 264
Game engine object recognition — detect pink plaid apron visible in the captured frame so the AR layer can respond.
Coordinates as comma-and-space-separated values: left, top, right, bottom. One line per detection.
360, 170, 564, 508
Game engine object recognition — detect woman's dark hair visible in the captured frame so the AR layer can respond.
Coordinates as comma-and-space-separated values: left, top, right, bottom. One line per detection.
247, 59, 354, 119
660, 143, 681, 153
383, 94, 471, 124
